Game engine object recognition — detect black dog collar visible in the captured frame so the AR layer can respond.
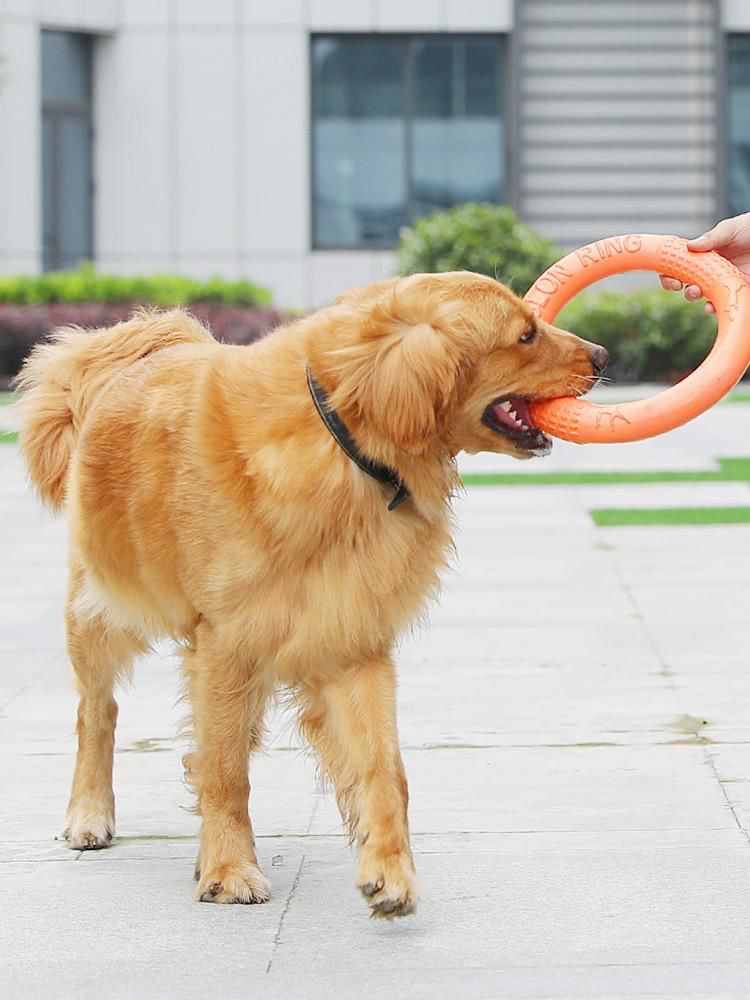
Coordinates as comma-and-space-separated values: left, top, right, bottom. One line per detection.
306, 366, 410, 511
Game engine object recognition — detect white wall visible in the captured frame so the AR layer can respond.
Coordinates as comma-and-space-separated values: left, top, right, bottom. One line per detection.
723, 0, 750, 30
0, 16, 39, 272
96, 0, 513, 306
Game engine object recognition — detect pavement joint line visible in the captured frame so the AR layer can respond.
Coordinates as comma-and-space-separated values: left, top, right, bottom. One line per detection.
0, 684, 29, 714
1, 827, 742, 845
304, 793, 322, 836
266, 853, 306, 975
0, 647, 64, 715
604, 549, 750, 846
702, 749, 750, 848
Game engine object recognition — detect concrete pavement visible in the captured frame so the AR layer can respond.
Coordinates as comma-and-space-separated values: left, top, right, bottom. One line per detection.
2, 393, 750, 999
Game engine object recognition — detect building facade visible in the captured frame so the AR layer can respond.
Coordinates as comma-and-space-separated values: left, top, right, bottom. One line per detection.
0, 0, 748, 307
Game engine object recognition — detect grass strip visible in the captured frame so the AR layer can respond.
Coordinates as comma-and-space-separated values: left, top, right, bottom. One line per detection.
591, 506, 750, 527
0, 393, 17, 443
461, 457, 750, 487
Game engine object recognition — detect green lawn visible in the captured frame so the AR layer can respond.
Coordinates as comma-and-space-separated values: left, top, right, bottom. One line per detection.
462, 457, 750, 487
591, 507, 750, 527
0, 393, 17, 442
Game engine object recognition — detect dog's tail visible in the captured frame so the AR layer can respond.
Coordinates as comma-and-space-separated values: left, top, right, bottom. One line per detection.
15, 307, 213, 511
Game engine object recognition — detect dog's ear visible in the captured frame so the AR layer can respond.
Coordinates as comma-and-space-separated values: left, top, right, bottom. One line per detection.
354, 320, 460, 454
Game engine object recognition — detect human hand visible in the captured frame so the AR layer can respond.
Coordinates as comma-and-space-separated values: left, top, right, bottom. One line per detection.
659, 213, 750, 313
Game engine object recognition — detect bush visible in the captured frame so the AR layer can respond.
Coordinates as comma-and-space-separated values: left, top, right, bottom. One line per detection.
0, 262, 272, 307
559, 289, 721, 383
0, 303, 286, 387
396, 203, 560, 295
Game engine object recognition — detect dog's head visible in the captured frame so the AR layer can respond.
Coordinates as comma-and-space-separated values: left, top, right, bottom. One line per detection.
318, 271, 607, 461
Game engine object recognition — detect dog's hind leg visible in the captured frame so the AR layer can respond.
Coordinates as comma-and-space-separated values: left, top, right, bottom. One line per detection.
182, 620, 272, 904
63, 566, 147, 850
298, 654, 418, 918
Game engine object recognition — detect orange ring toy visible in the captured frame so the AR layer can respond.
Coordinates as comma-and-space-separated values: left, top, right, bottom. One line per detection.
524, 233, 750, 444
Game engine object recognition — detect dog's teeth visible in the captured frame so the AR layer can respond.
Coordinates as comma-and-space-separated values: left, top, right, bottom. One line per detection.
500, 401, 512, 412
509, 410, 517, 420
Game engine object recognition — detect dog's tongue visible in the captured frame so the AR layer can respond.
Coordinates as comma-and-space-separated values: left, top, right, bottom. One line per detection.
492, 397, 534, 431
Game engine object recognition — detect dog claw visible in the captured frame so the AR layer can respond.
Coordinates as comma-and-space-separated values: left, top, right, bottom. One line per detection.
195, 866, 270, 905
370, 896, 416, 919
63, 822, 114, 851
357, 850, 419, 918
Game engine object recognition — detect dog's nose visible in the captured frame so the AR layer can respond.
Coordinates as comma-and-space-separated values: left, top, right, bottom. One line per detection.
591, 346, 609, 376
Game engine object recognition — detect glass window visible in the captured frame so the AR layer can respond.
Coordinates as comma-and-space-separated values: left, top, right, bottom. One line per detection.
729, 36, 750, 216
312, 35, 506, 249
41, 31, 94, 271
412, 38, 503, 219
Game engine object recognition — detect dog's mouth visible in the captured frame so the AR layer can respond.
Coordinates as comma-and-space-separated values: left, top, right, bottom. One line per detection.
481, 396, 552, 456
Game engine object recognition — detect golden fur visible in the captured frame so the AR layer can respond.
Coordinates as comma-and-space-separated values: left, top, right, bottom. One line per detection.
17, 271, 602, 916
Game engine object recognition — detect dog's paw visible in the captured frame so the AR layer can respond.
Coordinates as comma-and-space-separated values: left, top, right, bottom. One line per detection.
63, 807, 114, 850
195, 862, 270, 904
357, 849, 419, 919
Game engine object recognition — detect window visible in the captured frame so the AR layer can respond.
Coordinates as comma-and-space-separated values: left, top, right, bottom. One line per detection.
41, 31, 94, 271
311, 35, 506, 249
729, 36, 750, 216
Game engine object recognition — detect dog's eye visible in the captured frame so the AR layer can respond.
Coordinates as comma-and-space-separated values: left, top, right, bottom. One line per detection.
519, 326, 537, 344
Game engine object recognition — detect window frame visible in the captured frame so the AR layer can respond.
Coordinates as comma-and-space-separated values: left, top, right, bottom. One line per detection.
41, 30, 95, 272
725, 33, 750, 219
309, 32, 510, 252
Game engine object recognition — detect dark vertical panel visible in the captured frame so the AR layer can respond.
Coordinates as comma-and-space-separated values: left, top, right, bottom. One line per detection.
41, 30, 93, 271
728, 36, 750, 216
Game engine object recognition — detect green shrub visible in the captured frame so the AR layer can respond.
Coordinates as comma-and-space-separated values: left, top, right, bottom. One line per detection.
559, 289, 720, 383
396, 203, 560, 295
0, 262, 272, 307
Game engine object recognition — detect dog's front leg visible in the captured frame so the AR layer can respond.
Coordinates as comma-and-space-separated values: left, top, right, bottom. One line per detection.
183, 622, 271, 904
300, 654, 418, 917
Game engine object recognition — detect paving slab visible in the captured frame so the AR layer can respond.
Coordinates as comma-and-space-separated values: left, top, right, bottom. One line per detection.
2, 396, 750, 999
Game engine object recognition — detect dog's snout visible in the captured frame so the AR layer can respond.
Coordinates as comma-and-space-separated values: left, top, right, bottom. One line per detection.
590, 346, 609, 376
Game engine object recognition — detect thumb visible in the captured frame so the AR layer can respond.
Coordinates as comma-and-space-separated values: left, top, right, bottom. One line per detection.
688, 217, 738, 252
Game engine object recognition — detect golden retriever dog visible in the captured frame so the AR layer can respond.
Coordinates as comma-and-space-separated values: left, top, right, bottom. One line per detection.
17, 271, 606, 917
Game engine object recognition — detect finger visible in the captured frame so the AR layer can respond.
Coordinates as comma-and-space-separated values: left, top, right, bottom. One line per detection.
684, 284, 703, 300
688, 217, 738, 252
659, 275, 683, 291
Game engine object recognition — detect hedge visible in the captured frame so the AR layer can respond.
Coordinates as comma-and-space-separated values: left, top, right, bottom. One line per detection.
558, 288, 724, 383
396, 202, 560, 295
0, 263, 272, 307
0, 303, 285, 387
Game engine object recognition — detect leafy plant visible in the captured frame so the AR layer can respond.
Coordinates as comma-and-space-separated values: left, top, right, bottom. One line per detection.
396, 203, 560, 295
0, 262, 272, 307
559, 289, 721, 383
